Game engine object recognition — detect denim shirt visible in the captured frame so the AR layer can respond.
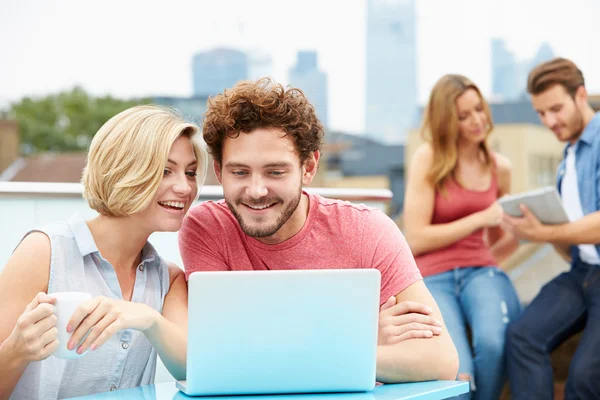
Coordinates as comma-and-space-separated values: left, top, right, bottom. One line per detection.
556, 113, 600, 264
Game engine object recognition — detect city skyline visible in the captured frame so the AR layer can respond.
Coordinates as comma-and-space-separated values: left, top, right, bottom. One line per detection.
192, 48, 248, 97
1, 0, 600, 134
365, 0, 417, 143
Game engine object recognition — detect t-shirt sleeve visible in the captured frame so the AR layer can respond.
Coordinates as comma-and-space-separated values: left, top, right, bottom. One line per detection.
178, 204, 229, 280
360, 209, 422, 304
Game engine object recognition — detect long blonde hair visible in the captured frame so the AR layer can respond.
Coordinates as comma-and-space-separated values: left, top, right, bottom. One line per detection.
421, 74, 494, 193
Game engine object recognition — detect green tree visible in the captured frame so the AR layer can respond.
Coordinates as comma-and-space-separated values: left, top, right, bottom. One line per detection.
9, 87, 149, 154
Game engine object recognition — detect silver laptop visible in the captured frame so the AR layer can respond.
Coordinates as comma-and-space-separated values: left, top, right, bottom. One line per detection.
177, 269, 381, 396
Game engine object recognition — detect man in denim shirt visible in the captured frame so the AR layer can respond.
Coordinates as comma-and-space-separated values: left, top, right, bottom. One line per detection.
502, 58, 600, 399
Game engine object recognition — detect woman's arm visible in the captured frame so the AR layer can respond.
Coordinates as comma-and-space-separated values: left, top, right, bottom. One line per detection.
487, 153, 519, 262
0, 233, 57, 400
143, 264, 188, 380
67, 263, 189, 381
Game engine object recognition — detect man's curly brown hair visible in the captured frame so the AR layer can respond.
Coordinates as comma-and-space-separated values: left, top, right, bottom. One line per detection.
203, 77, 324, 166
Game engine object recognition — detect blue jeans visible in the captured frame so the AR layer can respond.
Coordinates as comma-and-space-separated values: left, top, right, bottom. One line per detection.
506, 259, 600, 399
424, 267, 521, 400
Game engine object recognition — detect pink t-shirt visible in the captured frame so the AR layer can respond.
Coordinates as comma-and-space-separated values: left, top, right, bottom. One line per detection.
179, 192, 422, 305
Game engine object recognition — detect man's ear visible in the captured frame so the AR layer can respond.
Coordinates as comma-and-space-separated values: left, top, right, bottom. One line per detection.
301, 151, 320, 185
214, 159, 223, 184
575, 85, 589, 108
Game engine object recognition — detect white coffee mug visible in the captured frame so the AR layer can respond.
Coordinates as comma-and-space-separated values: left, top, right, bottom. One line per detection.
49, 292, 93, 360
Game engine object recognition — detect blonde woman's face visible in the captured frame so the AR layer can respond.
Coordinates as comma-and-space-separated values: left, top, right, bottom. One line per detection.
456, 88, 488, 144
139, 135, 199, 232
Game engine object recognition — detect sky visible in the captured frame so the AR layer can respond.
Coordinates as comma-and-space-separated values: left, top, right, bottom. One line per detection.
1, 0, 599, 134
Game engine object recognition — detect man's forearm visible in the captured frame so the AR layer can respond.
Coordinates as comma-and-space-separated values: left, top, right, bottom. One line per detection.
546, 211, 600, 245
376, 337, 459, 383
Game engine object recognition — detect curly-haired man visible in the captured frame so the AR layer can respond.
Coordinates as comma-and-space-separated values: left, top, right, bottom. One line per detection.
178, 78, 459, 383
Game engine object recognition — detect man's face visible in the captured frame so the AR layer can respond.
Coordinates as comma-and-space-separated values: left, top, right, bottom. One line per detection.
215, 128, 317, 243
531, 84, 585, 143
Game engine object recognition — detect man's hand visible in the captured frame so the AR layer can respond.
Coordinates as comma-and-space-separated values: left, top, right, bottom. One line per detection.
501, 204, 551, 242
378, 296, 443, 345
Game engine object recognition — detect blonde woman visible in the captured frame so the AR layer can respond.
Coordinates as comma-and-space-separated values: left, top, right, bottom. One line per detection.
403, 75, 521, 399
0, 105, 207, 399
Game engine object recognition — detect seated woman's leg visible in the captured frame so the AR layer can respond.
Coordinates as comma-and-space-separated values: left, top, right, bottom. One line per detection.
460, 267, 521, 400
424, 271, 474, 400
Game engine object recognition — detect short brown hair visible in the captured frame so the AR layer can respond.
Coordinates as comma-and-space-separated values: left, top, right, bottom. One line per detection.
527, 57, 585, 97
202, 77, 324, 166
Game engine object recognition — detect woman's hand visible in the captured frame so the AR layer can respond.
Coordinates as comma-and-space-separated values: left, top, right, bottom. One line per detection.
66, 296, 160, 354
477, 202, 504, 228
6, 292, 59, 362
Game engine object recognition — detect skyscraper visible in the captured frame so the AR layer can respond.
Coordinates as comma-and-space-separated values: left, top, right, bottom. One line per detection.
365, 0, 418, 144
491, 39, 555, 101
192, 48, 248, 97
288, 51, 329, 128
491, 39, 521, 101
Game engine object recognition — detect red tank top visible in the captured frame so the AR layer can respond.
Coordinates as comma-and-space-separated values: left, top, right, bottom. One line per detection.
414, 171, 498, 277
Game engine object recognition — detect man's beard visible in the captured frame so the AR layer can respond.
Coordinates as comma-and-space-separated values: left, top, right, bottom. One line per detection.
227, 188, 302, 238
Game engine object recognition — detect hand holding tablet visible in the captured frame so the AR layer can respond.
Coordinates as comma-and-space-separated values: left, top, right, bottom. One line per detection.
498, 186, 569, 225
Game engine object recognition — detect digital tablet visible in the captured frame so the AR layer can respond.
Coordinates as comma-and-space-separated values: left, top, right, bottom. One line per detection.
498, 186, 569, 225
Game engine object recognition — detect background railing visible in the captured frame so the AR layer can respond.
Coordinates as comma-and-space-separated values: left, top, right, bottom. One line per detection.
0, 182, 392, 268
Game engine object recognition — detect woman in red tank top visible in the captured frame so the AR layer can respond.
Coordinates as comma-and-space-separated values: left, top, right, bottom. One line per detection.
403, 75, 522, 400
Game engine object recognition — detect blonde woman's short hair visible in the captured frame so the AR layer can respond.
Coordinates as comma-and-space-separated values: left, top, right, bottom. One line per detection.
82, 105, 207, 217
